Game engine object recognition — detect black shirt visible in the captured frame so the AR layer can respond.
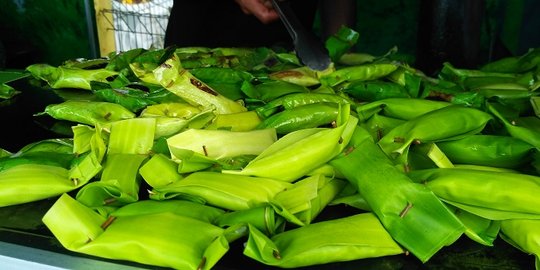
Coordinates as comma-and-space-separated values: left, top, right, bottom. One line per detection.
164, 0, 318, 49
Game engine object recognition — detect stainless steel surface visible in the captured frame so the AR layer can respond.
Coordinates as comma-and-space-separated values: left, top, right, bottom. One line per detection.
0, 241, 147, 270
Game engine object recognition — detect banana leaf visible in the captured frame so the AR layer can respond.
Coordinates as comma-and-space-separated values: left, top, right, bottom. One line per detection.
0, 163, 89, 207
139, 103, 212, 138
205, 110, 261, 131
167, 128, 277, 161
257, 103, 339, 134
481, 48, 540, 73
409, 142, 455, 169
106, 48, 145, 72
337, 52, 377, 66
190, 67, 254, 100
532, 96, 540, 117
150, 171, 292, 211
479, 92, 534, 115
408, 168, 540, 220
128, 47, 176, 84
488, 102, 540, 148
0, 70, 26, 99
439, 62, 518, 88
500, 218, 540, 270
255, 92, 350, 119
451, 164, 520, 173
534, 151, 540, 176
268, 66, 321, 87
320, 61, 399, 87
0, 152, 75, 173
39, 100, 135, 127
329, 184, 372, 212
166, 151, 256, 174
26, 64, 118, 90
355, 98, 451, 122
243, 213, 403, 268
325, 26, 360, 63
69, 122, 107, 184
341, 80, 410, 102
107, 118, 155, 155
211, 47, 278, 71
271, 174, 347, 226
436, 135, 535, 168
0, 149, 10, 158
240, 80, 309, 103
92, 86, 159, 113
451, 207, 500, 246
330, 127, 465, 262
75, 153, 147, 210
359, 113, 405, 141
139, 153, 183, 188
0, 138, 75, 171
140, 102, 201, 118
216, 205, 285, 236
153, 54, 246, 114
42, 194, 234, 270
378, 105, 493, 160
223, 105, 357, 182
12, 138, 73, 155
420, 78, 486, 108
0, 83, 20, 100
72, 125, 94, 155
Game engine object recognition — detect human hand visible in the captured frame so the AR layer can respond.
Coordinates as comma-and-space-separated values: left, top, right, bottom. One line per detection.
234, 0, 279, 24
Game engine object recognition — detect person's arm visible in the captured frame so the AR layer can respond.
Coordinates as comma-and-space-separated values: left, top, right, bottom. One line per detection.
234, 0, 279, 24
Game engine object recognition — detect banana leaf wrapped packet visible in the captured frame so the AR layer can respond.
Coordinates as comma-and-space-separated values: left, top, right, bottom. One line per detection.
43, 194, 241, 270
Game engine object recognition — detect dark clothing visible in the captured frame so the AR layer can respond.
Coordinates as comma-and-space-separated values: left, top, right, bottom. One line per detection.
164, 0, 318, 49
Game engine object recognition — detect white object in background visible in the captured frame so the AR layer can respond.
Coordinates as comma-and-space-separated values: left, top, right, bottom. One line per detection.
112, 0, 173, 52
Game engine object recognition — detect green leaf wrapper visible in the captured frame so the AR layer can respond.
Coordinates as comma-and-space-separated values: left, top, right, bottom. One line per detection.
150, 171, 292, 211
330, 127, 465, 262
0, 164, 88, 207
224, 105, 357, 182
378, 105, 493, 159
408, 168, 540, 220
42, 194, 232, 270
243, 213, 403, 268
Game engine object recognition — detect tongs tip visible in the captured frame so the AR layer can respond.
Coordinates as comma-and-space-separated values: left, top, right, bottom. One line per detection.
272, 0, 331, 71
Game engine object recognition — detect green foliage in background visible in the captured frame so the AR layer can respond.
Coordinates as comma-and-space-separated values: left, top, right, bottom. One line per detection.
0, 0, 93, 67
314, 0, 539, 67
352, 0, 420, 58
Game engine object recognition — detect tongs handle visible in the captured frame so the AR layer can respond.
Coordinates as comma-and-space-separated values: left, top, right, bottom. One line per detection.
271, 0, 331, 71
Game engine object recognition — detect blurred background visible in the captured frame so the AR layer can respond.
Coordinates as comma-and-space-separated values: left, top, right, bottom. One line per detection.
0, 0, 538, 73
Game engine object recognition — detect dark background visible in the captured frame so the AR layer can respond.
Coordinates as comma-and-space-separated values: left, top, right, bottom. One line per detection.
0, 0, 539, 70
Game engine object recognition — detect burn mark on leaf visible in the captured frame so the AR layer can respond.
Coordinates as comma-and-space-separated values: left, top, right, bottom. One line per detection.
273, 249, 282, 260
160, 62, 172, 68
271, 70, 303, 79
190, 78, 218, 96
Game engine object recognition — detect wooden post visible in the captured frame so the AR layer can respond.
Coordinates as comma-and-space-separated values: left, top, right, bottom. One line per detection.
93, 0, 116, 56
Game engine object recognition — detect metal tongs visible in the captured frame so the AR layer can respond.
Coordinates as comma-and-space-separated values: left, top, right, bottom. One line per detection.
271, 0, 331, 71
